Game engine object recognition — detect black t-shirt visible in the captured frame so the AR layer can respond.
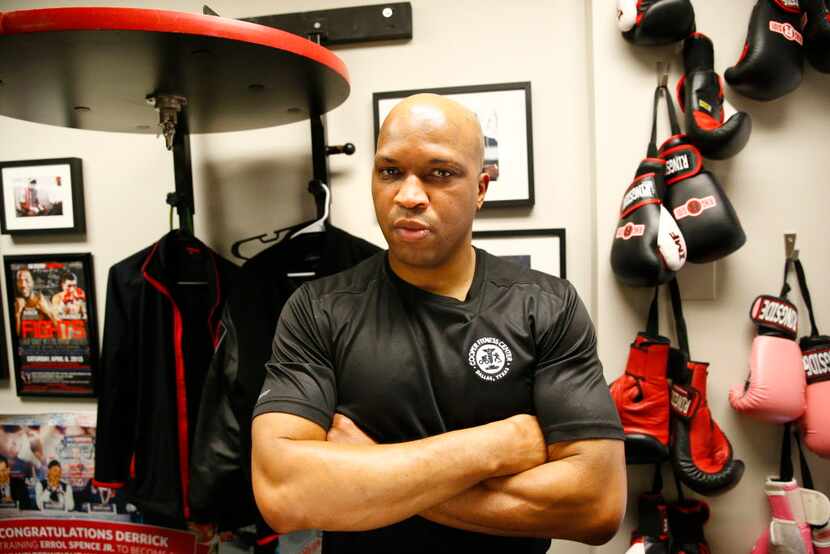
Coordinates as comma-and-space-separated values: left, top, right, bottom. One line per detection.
254, 248, 623, 553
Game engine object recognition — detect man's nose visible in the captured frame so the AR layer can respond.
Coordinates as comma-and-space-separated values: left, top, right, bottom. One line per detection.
394, 174, 429, 209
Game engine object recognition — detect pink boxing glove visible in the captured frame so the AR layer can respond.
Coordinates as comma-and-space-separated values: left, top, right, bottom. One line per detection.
729, 295, 806, 423
800, 335, 830, 458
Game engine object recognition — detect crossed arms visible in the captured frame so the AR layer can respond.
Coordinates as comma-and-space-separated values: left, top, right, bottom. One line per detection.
251, 412, 625, 545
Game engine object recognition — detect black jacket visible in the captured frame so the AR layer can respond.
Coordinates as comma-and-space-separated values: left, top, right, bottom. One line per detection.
189, 226, 380, 535
94, 230, 237, 525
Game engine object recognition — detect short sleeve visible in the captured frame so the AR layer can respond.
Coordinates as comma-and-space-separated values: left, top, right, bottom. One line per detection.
253, 285, 337, 430
533, 283, 624, 444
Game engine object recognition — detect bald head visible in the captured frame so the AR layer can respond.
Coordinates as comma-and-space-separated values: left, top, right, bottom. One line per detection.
378, 94, 485, 171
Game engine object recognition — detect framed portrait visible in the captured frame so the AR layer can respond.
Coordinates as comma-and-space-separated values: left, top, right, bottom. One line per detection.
0, 158, 86, 235
373, 82, 535, 208
4, 253, 99, 397
472, 228, 566, 279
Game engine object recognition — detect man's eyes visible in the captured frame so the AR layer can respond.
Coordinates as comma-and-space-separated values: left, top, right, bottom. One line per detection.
377, 167, 400, 178
431, 168, 454, 178
376, 167, 456, 179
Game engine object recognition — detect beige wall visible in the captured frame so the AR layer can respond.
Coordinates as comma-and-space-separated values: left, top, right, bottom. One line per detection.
591, 1, 830, 552
0, 1, 826, 552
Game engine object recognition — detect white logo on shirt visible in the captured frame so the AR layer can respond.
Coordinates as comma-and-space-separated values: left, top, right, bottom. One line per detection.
468, 337, 513, 381
257, 389, 271, 401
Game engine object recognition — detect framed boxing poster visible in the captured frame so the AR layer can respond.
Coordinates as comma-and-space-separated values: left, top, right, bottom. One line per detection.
3, 253, 99, 397
0, 158, 86, 235
472, 228, 566, 279
373, 82, 535, 208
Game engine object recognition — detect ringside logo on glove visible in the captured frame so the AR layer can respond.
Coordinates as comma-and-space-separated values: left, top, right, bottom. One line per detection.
751, 295, 799, 337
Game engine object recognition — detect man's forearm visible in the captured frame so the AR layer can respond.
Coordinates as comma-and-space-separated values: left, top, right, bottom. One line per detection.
252, 413, 545, 534
420, 440, 626, 544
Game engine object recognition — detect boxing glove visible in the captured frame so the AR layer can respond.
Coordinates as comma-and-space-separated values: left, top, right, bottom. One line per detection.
626, 493, 671, 553
611, 159, 687, 287
668, 500, 710, 554
677, 32, 752, 160
617, 0, 696, 46
729, 295, 806, 423
658, 135, 745, 263
725, 0, 804, 101
610, 333, 672, 464
800, 335, 830, 457
670, 354, 745, 495
752, 479, 830, 554
801, 0, 830, 73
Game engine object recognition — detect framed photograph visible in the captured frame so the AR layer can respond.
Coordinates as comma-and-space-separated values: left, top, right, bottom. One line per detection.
373, 82, 535, 208
472, 228, 566, 279
0, 158, 86, 235
4, 253, 99, 397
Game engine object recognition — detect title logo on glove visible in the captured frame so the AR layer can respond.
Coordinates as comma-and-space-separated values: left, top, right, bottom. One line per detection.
751, 296, 798, 337
615, 222, 645, 240
769, 21, 803, 44
673, 196, 716, 220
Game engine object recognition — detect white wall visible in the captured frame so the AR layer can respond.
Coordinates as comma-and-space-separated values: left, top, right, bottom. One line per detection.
591, 1, 830, 552
0, 1, 827, 552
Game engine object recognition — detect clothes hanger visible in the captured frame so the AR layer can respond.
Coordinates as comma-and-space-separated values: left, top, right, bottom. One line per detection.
168, 197, 208, 286
284, 180, 330, 279
287, 180, 330, 240
229, 180, 331, 264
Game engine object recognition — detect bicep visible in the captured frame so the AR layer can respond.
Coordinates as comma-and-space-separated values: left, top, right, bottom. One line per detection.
253, 412, 327, 443
252, 413, 327, 476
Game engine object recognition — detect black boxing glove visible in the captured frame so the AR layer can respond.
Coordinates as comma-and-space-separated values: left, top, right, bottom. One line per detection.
658, 135, 746, 263
677, 33, 752, 160
617, 0, 695, 46
802, 0, 830, 73
725, 0, 804, 101
611, 158, 687, 287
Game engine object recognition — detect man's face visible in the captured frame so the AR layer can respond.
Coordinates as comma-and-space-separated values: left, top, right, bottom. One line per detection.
48, 465, 61, 482
16, 270, 33, 298
62, 279, 77, 294
372, 102, 488, 269
0, 462, 9, 485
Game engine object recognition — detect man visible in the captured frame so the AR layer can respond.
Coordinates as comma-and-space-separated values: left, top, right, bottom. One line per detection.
14, 268, 63, 339
252, 94, 626, 552
0, 455, 31, 509
51, 271, 87, 319
35, 460, 74, 511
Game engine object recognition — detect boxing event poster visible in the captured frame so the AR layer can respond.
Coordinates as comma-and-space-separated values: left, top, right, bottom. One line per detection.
3, 253, 99, 397
0, 414, 209, 554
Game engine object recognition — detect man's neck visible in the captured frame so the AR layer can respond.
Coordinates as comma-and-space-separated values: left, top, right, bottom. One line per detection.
389, 245, 477, 302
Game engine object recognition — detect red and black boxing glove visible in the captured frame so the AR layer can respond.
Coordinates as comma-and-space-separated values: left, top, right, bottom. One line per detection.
610, 333, 673, 464
677, 33, 752, 160
617, 0, 696, 46
670, 351, 745, 495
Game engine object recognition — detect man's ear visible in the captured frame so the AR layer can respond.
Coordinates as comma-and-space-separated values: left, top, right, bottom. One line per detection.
476, 172, 490, 210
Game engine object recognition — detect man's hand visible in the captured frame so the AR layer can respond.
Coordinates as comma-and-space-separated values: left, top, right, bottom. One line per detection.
326, 414, 375, 446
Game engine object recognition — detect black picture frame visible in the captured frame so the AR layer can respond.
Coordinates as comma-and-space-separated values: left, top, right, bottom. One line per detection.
373, 82, 535, 208
4, 253, 99, 397
472, 228, 566, 279
0, 157, 86, 235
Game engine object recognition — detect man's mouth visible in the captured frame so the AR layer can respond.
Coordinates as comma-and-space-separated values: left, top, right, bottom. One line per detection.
393, 219, 431, 242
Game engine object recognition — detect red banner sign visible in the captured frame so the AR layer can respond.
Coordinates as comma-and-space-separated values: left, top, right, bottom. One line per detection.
0, 519, 210, 554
